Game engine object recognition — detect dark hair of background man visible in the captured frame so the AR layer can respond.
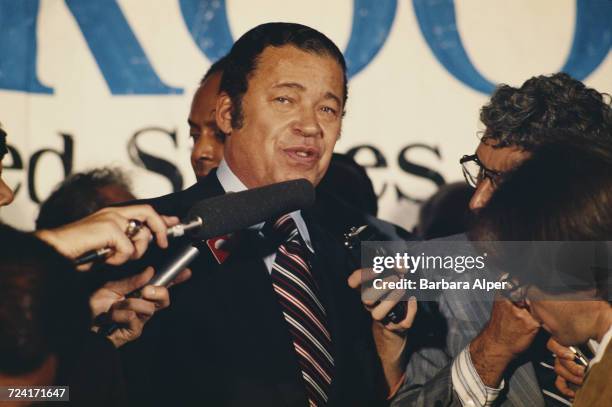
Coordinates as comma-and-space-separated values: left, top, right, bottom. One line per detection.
36, 167, 135, 230
200, 54, 230, 85
219, 22, 348, 129
480, 72, 612, 150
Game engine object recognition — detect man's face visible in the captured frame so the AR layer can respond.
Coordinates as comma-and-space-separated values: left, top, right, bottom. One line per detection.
218, 45, 344, 188
526, 287, 600, 346
0, 161, 15, 207
189, 71, 224, 179
468, 140, 530, 211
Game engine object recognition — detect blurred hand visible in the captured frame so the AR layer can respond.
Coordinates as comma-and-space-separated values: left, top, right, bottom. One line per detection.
36, 205, 179, 269
547, 337, 585, 398
90, 267, 191, 348
348, 268, 417, 390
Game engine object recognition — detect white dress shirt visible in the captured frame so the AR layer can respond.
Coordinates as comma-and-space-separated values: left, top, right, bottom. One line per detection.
215, 159, 314, 273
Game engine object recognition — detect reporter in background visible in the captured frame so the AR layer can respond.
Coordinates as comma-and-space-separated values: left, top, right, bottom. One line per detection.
188, 56, 228, 180
36, 167, 136, 230
472, 139, 612, 406
1, 204, 188, 404
0, 224, 124, 405
387, 73, 612, 407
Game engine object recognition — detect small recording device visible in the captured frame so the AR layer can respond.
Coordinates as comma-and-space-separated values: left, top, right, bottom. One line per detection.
343, 225, 407, 325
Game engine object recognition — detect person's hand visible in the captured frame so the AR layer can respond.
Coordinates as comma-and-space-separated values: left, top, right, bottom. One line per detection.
348, 268, 417, 391
36, 205, 179, 269
90, 267, 191, 348
469, 296, 541, 387
547, 337, 585, 398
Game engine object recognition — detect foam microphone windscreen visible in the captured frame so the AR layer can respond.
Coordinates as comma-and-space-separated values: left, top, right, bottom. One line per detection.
186, 178, 315, 240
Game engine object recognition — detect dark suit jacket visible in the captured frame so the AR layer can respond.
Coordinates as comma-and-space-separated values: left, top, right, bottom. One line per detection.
120, 170, 387, 407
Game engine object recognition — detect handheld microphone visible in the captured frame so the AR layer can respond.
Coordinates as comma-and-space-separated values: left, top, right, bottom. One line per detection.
99, 179, 315, 336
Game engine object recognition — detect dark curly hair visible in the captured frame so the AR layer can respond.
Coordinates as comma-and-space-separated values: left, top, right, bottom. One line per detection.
480, 73, 612, 150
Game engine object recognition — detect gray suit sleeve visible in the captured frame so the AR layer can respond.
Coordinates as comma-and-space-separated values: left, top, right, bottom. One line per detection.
390, 363, 461, 407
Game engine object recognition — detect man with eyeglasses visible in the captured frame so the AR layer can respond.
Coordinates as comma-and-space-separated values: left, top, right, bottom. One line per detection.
388, 73, 612, 407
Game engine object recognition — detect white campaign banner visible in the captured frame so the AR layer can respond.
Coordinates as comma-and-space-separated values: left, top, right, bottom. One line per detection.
1, 0, 611, 230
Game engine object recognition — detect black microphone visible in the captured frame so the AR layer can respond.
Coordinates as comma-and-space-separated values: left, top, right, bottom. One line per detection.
99, 179, 315, 336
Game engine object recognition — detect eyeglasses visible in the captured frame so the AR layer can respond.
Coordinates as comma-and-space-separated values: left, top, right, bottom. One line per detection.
460, 154, 504, 189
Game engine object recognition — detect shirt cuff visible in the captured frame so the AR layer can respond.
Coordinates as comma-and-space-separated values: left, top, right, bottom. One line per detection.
451, 345, 504, 406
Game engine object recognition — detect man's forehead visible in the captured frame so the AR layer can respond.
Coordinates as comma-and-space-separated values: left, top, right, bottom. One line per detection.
475, 140, 531, 171
190, 73, 222, 124
251, 45, 344, 99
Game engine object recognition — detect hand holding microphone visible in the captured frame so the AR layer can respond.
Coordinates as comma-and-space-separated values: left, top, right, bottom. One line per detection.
99, 179, 315, 336
36, 205, 180, 270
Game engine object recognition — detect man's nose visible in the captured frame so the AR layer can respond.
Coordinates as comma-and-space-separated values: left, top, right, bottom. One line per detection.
294, 107, 322, 138
0, 179, 15, 207
193, 137, 215, 159
469, 179, 495, 212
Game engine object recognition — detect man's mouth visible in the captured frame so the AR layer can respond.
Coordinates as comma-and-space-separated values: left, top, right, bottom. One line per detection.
283, 146, 320, 164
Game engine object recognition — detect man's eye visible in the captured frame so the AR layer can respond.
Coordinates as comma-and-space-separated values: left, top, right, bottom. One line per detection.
321, 106, 337, 116
275, 96, 291, 104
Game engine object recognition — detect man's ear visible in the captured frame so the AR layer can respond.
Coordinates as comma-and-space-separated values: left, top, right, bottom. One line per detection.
216, 93, 233, 135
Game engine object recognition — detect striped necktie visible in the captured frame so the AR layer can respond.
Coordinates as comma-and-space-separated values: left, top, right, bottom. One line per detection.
268, 214, 334, 407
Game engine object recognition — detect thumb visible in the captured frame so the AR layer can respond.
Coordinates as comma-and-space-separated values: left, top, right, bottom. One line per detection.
106, 267, 155, 295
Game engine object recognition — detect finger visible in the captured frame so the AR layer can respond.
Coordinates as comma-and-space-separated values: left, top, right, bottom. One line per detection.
105, 230, 136, 266
161, 215, 180, 227
104, 267, 155, 296
383, 296, 418, 332
115, 205, 170, 249
400, 296, 418, 329
555, 375, 576, 398
557, 356, 586, 379
361, 273, 400, 307
130, 227, 153, 260
348, 269, 365, 289
141, 286, 170, 309
167, 268, 192, 288
113, 298, 156, 318
547, 338, 575, 360
371, 285, 405, 321
108, 309, 139, 330
554, 357, 584, 385
348, 268, 382, 288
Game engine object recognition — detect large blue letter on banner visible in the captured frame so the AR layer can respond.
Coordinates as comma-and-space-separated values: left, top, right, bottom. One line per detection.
179, 0, 234, 64
65, 0, 182, 95
413, 0, 496, 94
344, 0, 397, 78
561, 0, 612, 79
0, 0, 53, 94
179, 0, 396, 79
414, 0, 611, 94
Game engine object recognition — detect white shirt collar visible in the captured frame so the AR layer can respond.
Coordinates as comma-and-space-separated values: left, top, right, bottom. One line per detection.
588, 323, 612, 370
215, 159, 314, 252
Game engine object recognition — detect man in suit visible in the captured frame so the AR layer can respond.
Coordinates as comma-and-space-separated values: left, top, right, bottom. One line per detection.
188, 55, 228, 180
120, 22, 387, 406
366, 73, 612, 406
